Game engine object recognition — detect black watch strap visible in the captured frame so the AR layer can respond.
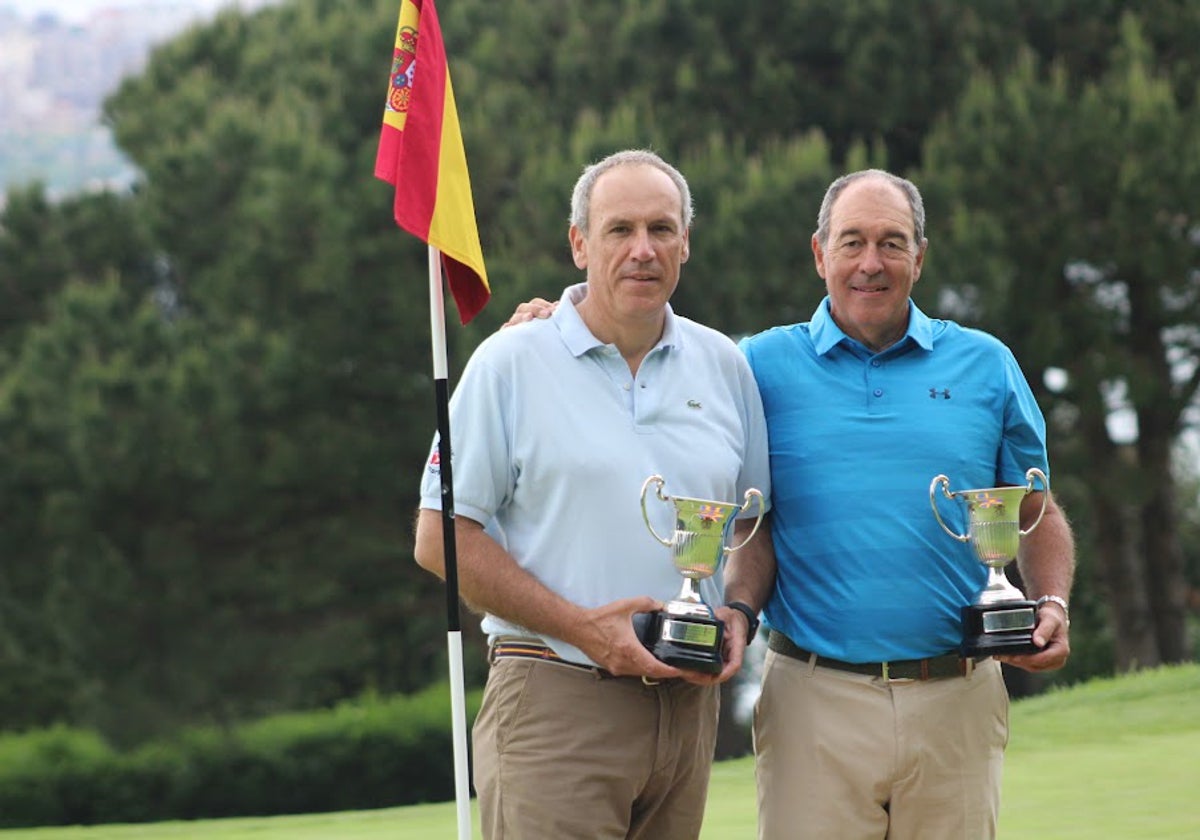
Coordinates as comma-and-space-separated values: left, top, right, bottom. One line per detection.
725, 601, 760, 645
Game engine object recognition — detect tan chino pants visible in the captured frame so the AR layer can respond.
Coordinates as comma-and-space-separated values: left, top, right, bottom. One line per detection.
473, 656, 720, 840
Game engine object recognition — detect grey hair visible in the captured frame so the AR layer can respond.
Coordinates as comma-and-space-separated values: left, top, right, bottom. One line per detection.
569, 149, 694, 235
815, 169, 926, 249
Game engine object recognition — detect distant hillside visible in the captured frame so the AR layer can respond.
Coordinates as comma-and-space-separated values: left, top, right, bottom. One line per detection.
0, 127, 135, 200
0, 1, 276, 199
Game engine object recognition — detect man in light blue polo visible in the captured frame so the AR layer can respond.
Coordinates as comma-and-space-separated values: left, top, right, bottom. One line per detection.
413, 149, 771, 840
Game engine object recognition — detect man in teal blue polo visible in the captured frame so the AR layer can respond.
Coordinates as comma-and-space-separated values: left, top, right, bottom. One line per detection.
725, 169, 1076, 839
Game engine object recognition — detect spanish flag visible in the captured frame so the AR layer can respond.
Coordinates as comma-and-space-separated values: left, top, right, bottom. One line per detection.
375, 0, 490, 324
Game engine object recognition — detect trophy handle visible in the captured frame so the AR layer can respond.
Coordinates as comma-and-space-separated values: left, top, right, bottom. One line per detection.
640, 474, 674, 548
929, 474, 970, 542
1020, 468, 1050, 536
724, 488, 766, 554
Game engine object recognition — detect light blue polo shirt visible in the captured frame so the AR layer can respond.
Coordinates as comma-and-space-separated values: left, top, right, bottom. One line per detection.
421, 283, 771, 666
740, 296, 1048, 662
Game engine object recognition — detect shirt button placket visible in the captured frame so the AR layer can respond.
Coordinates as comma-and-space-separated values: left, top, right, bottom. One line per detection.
867, 357, 884, 409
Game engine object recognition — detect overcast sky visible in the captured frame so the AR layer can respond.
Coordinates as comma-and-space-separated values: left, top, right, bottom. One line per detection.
2, 0, 247, 24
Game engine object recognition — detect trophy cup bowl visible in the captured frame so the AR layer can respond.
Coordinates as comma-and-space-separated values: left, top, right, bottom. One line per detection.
930, 468, 1049, 657
635, 475, 765, 673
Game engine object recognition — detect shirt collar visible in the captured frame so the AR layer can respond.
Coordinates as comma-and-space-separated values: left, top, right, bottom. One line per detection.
555, 282, 682, 357
808, 295, 933, 356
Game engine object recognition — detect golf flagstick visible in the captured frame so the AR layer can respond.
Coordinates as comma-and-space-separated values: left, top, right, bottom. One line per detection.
428, 244, 472, 840
374, 3, 486, 832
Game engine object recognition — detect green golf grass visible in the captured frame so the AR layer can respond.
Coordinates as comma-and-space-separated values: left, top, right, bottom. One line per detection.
4, 664, 1197, 839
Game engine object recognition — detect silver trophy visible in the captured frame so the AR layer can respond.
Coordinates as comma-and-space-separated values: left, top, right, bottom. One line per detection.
930, 468, 1049, 656
635, 474, 765, 673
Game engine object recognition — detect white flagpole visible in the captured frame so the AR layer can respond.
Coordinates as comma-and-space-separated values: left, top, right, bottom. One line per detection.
428, 244, 472, 840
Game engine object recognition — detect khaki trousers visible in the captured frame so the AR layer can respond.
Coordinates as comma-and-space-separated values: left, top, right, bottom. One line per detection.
754, 649, 1008, 840
473, 656, 719, 840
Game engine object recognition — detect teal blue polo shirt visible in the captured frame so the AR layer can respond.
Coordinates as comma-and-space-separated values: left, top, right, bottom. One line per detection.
740, 297, 1048, 662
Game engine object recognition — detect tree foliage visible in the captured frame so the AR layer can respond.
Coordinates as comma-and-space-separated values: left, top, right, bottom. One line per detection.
0, 0, 1196, 743
919, 14, 1200, 668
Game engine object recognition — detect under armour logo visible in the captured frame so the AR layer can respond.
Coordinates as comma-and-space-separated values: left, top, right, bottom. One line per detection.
929, 388, 951, 400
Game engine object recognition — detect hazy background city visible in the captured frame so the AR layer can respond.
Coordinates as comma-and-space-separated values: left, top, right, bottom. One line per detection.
0, 0, 275, 200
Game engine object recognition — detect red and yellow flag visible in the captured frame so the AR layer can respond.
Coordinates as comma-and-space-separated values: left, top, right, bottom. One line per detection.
375, 0, 489, 324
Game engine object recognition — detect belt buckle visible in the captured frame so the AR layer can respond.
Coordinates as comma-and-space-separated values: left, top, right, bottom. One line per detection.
880, 661, 915, 684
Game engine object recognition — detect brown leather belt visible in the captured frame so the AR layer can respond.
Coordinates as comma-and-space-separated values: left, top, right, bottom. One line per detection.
489, 640, 607, 675
768, 630, 986, 680
489, 639, 685, 687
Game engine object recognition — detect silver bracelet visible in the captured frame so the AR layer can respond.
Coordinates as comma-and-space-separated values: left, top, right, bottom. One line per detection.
1035, 595, 1070, 626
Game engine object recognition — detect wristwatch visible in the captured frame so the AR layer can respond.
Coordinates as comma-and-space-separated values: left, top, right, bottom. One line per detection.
725, 601, 761, 645
1035, 595, 1070, 627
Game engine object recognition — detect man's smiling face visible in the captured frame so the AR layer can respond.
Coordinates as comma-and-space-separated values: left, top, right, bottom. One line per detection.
812, 176, 927, 352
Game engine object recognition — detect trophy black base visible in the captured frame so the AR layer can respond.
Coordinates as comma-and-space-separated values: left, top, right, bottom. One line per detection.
632, 611, 725, 674
961, 601, 1040, 657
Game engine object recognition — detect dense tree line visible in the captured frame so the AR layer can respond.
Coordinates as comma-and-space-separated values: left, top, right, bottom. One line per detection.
0, 0, 1196, 745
